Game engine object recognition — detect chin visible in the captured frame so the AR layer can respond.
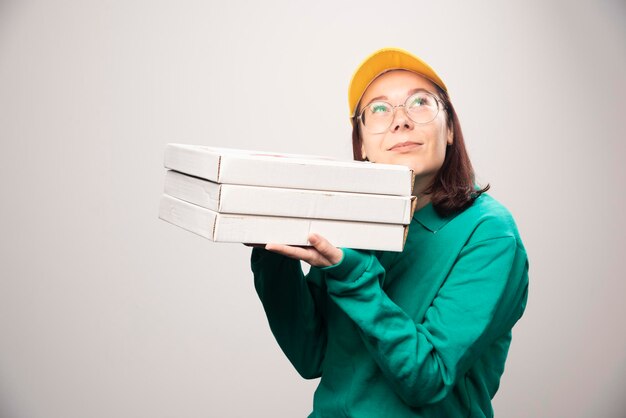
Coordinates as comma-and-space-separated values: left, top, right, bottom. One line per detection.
387, 157, 424, 173
406, 163, 433, 177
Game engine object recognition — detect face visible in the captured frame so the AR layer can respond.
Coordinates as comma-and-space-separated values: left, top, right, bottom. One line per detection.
358, 70, 453, 188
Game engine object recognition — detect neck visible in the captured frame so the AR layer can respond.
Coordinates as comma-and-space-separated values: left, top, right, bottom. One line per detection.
412, 174, 434, 211
413, 193, 431, 211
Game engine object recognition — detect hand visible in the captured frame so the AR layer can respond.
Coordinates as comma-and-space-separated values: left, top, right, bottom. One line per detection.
263, 233, 343, 268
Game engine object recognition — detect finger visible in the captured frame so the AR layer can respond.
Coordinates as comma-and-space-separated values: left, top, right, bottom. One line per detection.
308, 233, 330, 254
308, 233, 343, 265
265, 243, 317, 263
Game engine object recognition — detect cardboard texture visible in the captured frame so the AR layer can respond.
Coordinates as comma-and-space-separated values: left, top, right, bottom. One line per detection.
164, 144, 414, 196
159, 194, 408, 252
164, 170, 415, 224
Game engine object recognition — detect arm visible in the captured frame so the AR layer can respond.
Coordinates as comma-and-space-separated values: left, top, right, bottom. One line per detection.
251, 247, 328, 379
320, 236, 529, 407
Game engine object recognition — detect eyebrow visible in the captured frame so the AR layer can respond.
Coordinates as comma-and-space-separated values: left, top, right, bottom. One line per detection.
364, 88, 434, 107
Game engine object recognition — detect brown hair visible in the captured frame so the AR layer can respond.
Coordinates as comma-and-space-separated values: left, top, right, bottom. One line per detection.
351, 84, 489, 217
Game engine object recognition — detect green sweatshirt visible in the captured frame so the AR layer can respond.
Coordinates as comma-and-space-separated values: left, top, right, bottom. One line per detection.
251, 193, 529, 417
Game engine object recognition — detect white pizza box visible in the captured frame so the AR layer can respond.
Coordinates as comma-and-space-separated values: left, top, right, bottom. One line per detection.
158, 194, 409, 252
164, 144, 414, 196
164, 170, 416, 225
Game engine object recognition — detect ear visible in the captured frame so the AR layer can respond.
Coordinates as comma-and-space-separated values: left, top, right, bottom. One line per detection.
361, 143, 367, 160
447, 127, 454, 146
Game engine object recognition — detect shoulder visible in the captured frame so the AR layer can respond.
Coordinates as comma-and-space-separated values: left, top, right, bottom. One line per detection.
455, 193, 524, 246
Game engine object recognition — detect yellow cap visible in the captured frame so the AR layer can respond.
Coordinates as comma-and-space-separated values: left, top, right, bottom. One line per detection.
348, 47, 448, 118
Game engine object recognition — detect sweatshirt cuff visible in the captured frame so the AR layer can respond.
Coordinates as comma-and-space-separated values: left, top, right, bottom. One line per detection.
251, 247, 288, 265
319, 248, 372, 283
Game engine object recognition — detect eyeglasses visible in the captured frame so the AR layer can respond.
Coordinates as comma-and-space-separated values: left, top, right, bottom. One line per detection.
356, 90, 445, 134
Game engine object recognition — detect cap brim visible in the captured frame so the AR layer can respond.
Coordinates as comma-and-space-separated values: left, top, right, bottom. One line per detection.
348, 47, 447, 118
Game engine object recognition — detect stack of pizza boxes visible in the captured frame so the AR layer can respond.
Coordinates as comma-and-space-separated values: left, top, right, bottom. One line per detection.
158, 144, 416, 252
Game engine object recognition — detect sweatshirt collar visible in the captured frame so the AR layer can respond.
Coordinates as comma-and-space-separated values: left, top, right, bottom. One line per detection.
412, 202, 457, 233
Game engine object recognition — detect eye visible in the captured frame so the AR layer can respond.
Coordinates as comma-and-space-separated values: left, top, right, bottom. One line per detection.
407, 93, 436, 109
369, 102, 391, 113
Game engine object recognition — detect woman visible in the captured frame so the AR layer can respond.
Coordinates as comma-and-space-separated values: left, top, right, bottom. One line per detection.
249, 47, 529, 417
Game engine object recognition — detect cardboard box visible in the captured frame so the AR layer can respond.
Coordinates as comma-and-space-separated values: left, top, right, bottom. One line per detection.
164, 170, 416, 224
164, 144, 414, 196
159, 194, 409, 252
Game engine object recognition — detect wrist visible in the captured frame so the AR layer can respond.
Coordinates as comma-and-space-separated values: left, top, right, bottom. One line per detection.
320, 248, 370, 282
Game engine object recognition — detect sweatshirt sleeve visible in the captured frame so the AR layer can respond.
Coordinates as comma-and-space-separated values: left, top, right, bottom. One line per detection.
251, 247, 328, 379
320, 236, 529, 407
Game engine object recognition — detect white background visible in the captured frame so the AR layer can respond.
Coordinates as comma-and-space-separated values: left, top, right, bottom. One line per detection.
0, 0, 625, 417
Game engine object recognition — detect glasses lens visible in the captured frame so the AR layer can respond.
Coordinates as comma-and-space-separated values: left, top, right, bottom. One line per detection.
362, 101, 393, 133
405, 92, 440, 124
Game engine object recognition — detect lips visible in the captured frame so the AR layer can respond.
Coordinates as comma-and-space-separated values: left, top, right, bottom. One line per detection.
388, 141, 423, 151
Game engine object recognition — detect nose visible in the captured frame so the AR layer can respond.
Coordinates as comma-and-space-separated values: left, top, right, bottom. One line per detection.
390, 106, 414, 133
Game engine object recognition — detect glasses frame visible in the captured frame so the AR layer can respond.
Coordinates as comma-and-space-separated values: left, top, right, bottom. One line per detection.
356, 90, 446, 134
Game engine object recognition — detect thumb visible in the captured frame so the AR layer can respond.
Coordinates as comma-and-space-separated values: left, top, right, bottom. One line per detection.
308, 233, 342, 264
308, 233, 322, 247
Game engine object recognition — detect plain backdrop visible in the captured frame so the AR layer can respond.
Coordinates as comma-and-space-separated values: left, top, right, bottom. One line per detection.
0, 0, 625, 417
